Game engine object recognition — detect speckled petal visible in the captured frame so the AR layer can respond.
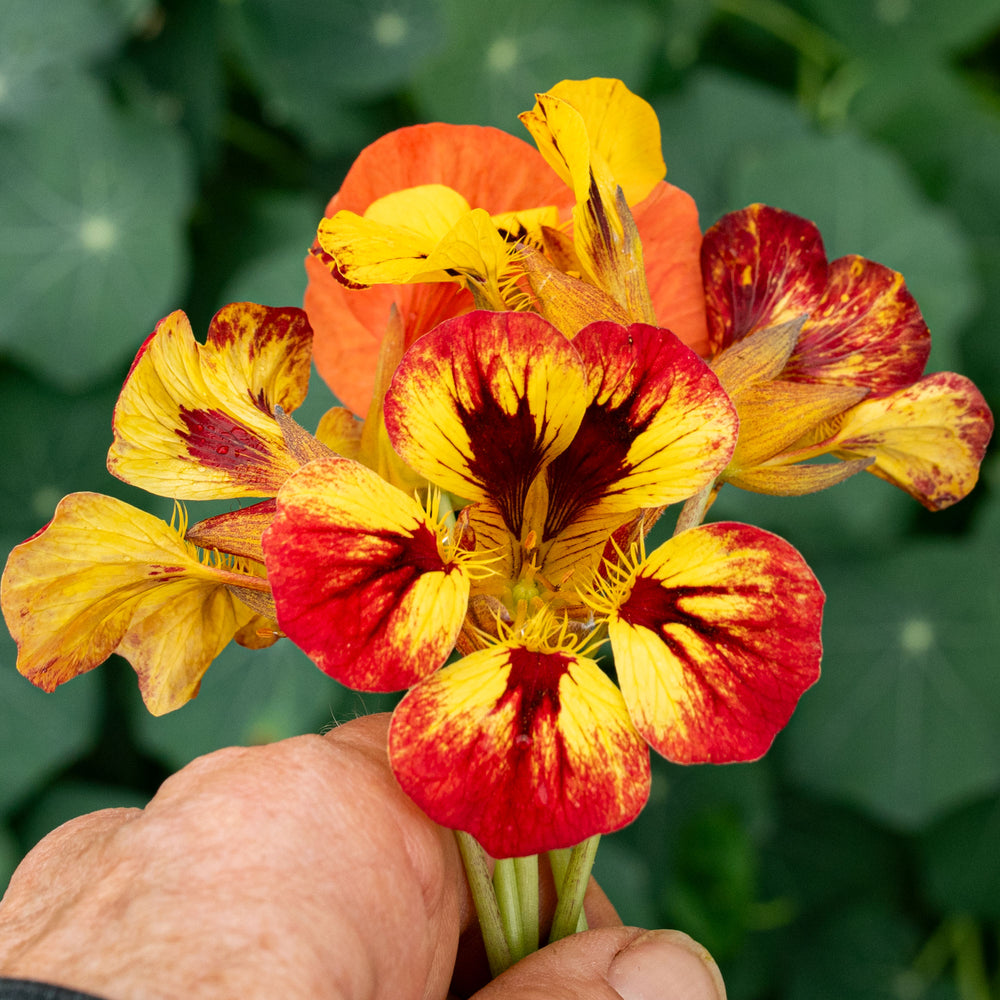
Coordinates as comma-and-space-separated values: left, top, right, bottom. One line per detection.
609, 521, 823, 763
389, 641, 650, 857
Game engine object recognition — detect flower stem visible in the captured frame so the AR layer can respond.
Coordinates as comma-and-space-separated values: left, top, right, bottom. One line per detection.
493, 857, 527, 962
455, 831, 511, 977
514, 855, 539, 955
549, 835, 600, 942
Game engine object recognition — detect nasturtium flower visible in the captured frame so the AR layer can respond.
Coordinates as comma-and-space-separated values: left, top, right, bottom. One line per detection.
263, 310, 824, 857
307, 77, 709, 416
700, 204, 994, 508
1, 302, 330, 713
1, 496, 274, 715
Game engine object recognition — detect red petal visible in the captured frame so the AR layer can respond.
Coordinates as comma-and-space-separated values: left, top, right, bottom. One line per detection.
701, 205, 827, 353
263, 458, 469, 690
610, 521, 823, 763
389, 643, 650, 857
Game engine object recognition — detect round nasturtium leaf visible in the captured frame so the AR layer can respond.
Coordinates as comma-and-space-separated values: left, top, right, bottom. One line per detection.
0, 77, 193, 388
0, 625, 102, 820
918, 795, 1000, 920
653, 69, 811, 232
410, 0, 658, 129
782, 536, 1000, 831
0, 0, 152, 122
222, 0, 444, 150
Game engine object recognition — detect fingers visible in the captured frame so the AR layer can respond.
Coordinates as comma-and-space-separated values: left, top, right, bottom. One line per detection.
468, 927, 726, 1000
1, 713, 470, 1000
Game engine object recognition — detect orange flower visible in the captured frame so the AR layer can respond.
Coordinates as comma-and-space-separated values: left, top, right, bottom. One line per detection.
306, 79, 709, 416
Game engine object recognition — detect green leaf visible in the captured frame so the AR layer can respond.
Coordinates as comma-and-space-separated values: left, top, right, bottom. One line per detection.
787, 904, 921, 1000
410, 0, 658, 129
131, 639, 398, 772
727, 130, 979, 374
219, 191, 323, 307
0, 78, 194, 387
761, 793, 902, 915
653, 69, 811, 230
919, 796, 1000, 919
803, 0, 1000, 55
0, 626, 102, 819
0, 365, 173, 546
0, 0, 153, 121
0, 825, 18, 895
223, 0, 444, 151
782, 536, 1000, 830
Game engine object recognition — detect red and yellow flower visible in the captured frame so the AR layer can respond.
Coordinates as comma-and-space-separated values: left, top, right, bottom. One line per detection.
1, 303, 323, 714
262, 310, 824, 857
699, 204, 993, 508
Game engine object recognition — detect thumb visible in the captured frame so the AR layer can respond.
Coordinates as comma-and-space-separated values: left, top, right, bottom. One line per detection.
468, 927, 726, 1000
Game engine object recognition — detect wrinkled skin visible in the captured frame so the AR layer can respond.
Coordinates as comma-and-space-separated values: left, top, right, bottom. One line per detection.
0, 714, 725, 1000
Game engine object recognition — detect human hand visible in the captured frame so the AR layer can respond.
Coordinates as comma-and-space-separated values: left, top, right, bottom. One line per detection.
0, 714, 726, 1000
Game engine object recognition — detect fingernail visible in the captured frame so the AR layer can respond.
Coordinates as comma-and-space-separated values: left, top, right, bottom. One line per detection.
607, 930, 727, 1000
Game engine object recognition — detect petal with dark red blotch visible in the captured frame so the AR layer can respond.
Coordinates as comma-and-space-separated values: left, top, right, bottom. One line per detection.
305, 123, 572, 415
388, 641, 650, 858
540, 322, 737, 541
263, 457, 470, 691
108, 304, 313, 499
384, 311, 587, 536
701, 205, 827, 354
608, 521, 823, 764
0, 493, 261, 716
818, 372, 994, 510
784, 255, 930, 393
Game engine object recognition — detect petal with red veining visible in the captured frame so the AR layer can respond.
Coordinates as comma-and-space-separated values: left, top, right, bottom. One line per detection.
819, 372, 994, 510
108, 304, 313, 499
540, 322, 737, 541
784, 255, 930, 393
0, 493, 259, 716
701, 205, 827, 354
263, 457, 470, 691
388, 641, 650, 858
384, 311, 587, 536
608, 521, 823, 764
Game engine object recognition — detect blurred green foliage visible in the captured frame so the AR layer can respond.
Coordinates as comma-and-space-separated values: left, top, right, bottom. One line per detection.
2, 1, 999, 996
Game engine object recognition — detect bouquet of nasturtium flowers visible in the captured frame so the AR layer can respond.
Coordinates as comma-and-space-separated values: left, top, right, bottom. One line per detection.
1, 78, 992, 974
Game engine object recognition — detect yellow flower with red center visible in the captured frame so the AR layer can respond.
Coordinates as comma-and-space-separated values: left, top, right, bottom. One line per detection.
1, 303, 323, 714
262, 310, 824, 857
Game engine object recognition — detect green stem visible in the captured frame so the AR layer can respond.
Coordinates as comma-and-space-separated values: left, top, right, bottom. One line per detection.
493, 857, 527, 962
514, 855, 539, 955
549, 835, 600, 942
455, 832, 512, 978
712, 0, 844, 70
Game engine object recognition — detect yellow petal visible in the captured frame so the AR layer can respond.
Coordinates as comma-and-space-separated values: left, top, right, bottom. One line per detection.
107, 304, 312, 500
540, 78, 666, 204
607, 521, 823, 763
818, 372, 994, 510
1, 493, 260, 715
384, 311, 587, 536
